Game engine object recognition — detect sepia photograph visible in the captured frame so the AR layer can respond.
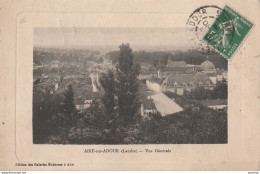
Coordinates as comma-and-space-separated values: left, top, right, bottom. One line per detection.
2, 0, 260, 171
33, 27, 228, 144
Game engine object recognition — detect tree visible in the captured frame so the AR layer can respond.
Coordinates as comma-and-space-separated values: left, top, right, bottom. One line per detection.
161, 55, 168, 65
98, 56, 104, 63
211, 80, 227, 99
61, 84, 77, 121
116, 43, 140, 125
189, 87, 212, 100
33, 89, 63, 143
99, 69, 116, 117
33, 92, 53, 143
153, 58, 159, 68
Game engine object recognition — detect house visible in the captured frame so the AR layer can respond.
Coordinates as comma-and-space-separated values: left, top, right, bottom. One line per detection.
199, 99, 227, 111
203, 69, 228, 85
216, 69, 228, 82
157, 60, 196, 79
162, 72, 215, 95
140, 99, 158, 118
74, 90, 101, 112
207, 73, 217, 84
74, 97, 88, 111
146, 79, 164, 93
216, 69, 224, 81
74, 92, 92, 112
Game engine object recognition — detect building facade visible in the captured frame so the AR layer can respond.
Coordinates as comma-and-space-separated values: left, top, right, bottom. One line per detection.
162, 72, 215, 95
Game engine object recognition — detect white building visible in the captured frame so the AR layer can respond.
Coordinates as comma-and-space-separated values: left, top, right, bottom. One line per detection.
146, 80, 163, 93
140, 98, 158, 118
200, 99, 227, 111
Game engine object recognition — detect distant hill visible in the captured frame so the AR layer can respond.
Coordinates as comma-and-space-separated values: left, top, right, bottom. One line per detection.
33, 47, 100, 65
106, 49, 227, 70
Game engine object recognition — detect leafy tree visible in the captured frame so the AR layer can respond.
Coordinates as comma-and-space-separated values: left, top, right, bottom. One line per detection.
61, 84, 77, 121
85, 100, 105, 127
188, 87, 212, 100
33, 90, 63, 143
161, 55, 168, 65
116, 43, 140, 125
106, 51, 120, 64
186, 80, 228, 100
211, 80, 227, 99
99, 69, 116, 117
33, 92, 53, 143
153, 58, 159, 68
98, 56, 104, 63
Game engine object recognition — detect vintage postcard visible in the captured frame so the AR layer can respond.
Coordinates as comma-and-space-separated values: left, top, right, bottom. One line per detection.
0, 0, 260, 171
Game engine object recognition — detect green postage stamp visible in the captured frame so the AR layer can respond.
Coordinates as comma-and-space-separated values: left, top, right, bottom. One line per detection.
203, 5, 253, 59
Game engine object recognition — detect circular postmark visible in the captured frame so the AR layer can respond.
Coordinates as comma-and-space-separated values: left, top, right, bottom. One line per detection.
186, 5, 225, 54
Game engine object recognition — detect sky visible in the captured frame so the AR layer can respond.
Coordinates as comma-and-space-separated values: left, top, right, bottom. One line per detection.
34, 27, 191, 51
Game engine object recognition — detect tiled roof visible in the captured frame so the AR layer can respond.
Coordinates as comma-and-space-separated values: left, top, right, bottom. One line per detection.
149, 78, 164, 84
193, 72, 213, 85
165, 74, 193, 85
207, 73, 217, 77
168, 61, 186, 67
164, 72, 213, 86
161, 66, 191, 71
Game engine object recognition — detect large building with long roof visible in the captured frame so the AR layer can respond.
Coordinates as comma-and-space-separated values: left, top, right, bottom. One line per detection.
162, 72, 215, 95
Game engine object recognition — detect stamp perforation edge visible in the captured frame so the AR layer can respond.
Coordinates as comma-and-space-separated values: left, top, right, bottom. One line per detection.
202, 4, 255, 60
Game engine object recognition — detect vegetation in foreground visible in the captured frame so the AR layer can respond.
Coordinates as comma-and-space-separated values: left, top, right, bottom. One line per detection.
33, 44, 227, 144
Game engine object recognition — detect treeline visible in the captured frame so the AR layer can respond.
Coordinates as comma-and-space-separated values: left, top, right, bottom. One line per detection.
33, 49, 100, 65
106, 49, 227, 70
